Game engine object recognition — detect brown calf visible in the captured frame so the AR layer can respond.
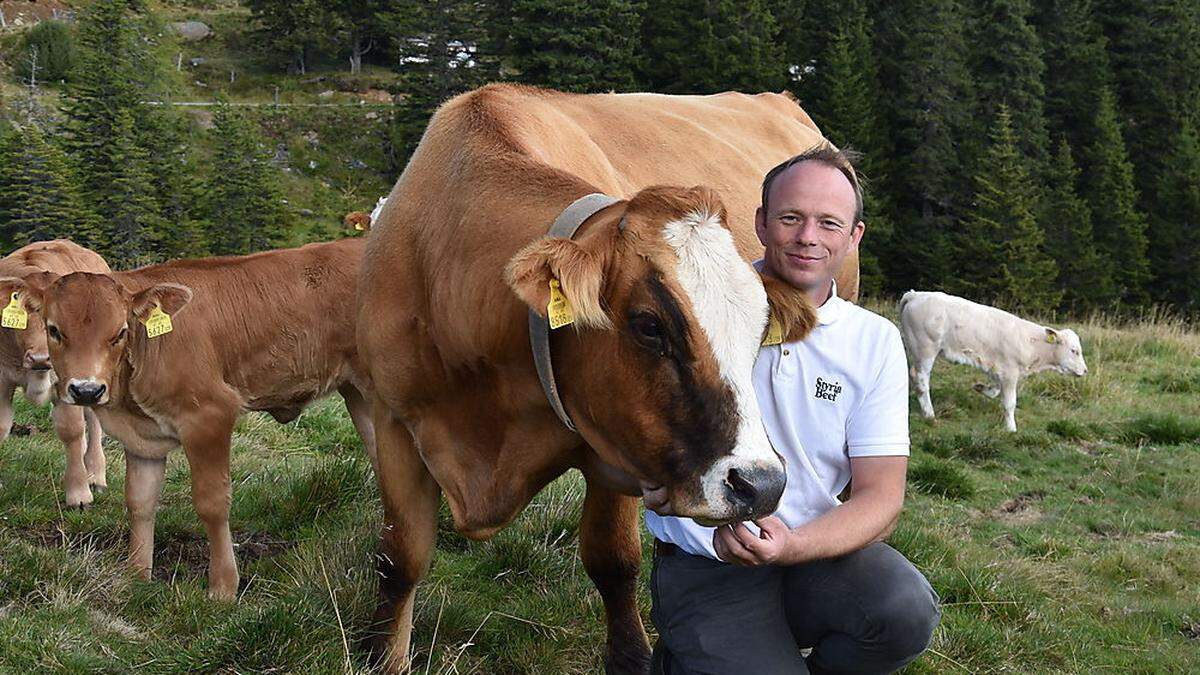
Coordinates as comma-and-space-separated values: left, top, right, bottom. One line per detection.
0, 240, 111, 507
0, 238, 374, 599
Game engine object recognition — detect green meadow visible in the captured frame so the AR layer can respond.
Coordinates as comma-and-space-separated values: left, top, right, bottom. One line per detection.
1, 304, 1197, 673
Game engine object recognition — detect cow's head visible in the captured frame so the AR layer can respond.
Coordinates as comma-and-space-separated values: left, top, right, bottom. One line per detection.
1046, 328, 1087, 376
0, 283, 54, 404
506, 186, 817, 525
0, 272, 192, 406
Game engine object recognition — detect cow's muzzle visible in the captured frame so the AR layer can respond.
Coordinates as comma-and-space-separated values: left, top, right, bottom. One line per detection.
66, 380, 107, 406
724, 464, 786, 520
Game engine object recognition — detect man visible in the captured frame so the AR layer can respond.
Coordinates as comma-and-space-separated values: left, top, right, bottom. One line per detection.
646, 146, 941, 674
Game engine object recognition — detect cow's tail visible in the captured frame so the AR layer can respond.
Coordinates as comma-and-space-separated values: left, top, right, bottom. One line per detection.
898, 290, 919, 317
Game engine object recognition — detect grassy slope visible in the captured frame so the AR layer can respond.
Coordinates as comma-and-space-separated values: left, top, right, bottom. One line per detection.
0, 307, 1197, 673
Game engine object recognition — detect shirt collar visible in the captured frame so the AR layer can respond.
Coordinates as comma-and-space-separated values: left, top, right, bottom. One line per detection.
752, 259, 844, 327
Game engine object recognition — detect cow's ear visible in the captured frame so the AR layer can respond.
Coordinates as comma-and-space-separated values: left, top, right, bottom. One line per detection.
1045, 328, 1059, 344
0, 271, 58, 313
130, 283, 193, 322
505, 237, 612, 329
761, 274, 817, 343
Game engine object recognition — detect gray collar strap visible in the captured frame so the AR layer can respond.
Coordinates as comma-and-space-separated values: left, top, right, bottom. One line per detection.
529, 192, 620, 431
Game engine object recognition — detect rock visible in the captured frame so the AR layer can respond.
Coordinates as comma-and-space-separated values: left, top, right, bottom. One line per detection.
298, 209, 315, 217
360, 88, 393, 104
348, 158, 368, 170
318, 90, 335, 99
271, 145, 290, 168
365, 112, 379, 120
189, 57, 207, 68
171, 21, 213, 42
302, 130, 320, 146
308, 160, 318, 170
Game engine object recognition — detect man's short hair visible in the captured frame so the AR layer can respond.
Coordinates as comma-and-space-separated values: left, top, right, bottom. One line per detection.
760, 144, 864, 224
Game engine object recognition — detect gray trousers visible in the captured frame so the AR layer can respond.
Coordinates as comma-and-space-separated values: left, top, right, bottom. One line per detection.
649, 542, 940, 675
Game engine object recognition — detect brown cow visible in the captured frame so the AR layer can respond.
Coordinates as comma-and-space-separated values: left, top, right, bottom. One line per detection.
0, 238, 374, 600
0, 240, 111, 507
358, 84, 840, 672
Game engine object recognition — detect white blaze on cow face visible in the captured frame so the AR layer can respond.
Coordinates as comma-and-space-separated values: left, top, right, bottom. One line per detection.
661, 209, 786, 519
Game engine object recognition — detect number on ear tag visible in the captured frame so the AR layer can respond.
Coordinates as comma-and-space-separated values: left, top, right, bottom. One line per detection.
762, 313, 783, 346
143, 306, 173, 338
547, 279, 575, 330
2, 293, 27, 330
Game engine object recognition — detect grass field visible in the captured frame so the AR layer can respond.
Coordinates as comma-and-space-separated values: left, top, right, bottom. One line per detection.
1, 304, 1198, 673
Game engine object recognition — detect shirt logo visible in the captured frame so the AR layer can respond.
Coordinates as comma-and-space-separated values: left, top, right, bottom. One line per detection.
814, 377, 842, 402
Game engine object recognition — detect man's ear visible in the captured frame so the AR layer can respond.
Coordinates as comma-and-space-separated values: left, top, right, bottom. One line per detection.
130, 283, 193, 322
0, 271, 58, 313
505, 237, 612, 329
761, 274, 817, 343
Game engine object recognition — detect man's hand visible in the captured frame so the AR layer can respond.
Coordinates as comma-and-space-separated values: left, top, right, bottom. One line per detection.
712, 516, 795, 566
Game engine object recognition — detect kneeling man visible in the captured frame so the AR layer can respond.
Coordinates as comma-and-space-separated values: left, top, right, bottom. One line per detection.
647, 147, 940, 674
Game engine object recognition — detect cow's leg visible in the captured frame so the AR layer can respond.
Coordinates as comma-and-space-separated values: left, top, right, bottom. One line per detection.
1000, 376, 1019, 432
0, 380, 15, 444
339, 384, 377, 472
125, 452, 167, 580
179, 411, 239, 600
580, 475, 652, 674
912, 356, 936, 419
53, 402, 93, 508
368, 406, 439, 673
83, 407, 107, 492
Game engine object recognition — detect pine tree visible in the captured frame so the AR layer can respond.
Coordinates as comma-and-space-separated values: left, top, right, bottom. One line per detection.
204, 102, 290, 256
140, 107, 209, 259
1081, 88, 1150, 306
502, 0, 643, 93
331, 0, 389, 74
872, 0, 977, 292
968, 0, 1051, 166
61, 0, 166, 266
638, 0, 787, 94
951, 107, 1059, 312
0, 124, 102, 250
793, 0, 892, 295
1033, 0, 1113, 155
1043, 139, 1114, 312
1151, 120, 1200, 311
245, 0, 341, 74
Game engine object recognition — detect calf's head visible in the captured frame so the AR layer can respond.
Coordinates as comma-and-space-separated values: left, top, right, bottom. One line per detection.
1047, 327, 1087, 376
506, 186, 816, 525
0, 273, 192, 406
0, 288, 54, 403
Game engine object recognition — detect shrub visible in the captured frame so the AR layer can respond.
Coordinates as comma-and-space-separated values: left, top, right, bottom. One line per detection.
18, 20, 76, 83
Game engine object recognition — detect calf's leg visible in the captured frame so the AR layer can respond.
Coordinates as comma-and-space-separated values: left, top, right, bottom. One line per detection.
54, 404, 93, 508
368, 405, 440, 673
179, 410, 239, 600
83, 408, 107, 491
580, 475, 652, 674
912, 356, 937, 419
0, 381, 15, 444
126, 452, 168, 580
339, 383, 377, 472
1000, 376, 1019, 432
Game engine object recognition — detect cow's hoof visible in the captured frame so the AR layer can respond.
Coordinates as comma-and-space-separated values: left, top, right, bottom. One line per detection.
90, 484, 108, 495
65, 490, 94, 509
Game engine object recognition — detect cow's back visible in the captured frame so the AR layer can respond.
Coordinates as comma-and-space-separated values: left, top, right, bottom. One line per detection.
124, 238, 367, 411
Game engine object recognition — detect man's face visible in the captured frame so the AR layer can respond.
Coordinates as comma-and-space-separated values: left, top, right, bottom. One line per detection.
755, 161, 864, 302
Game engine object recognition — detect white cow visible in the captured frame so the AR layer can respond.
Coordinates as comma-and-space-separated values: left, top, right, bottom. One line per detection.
898, 291, 1088, 432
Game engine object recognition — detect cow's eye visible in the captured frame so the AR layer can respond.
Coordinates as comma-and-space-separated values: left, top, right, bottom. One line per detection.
111, 326, 128, 345
47, 325, 62, 342
629, 314, 666, 352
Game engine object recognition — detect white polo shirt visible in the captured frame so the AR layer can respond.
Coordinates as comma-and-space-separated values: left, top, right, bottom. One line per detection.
645, 279, 910, 559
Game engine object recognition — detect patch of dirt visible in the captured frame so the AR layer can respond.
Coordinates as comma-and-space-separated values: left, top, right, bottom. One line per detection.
1181, 619, 1200, 641
12, 522, 113, 550
993, 490, 1046, 524
154, 531, 294, 582
1144, 530, 1182, 543
8, 422, 38, 436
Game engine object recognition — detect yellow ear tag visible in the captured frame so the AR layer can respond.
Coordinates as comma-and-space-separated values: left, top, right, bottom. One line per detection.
547, 279, 575, 330
762, 313, 783, 346
353, 220, 365, 232
1045, 332, 1058, 344
143, 306, 173, 339
2, 293, 28, 330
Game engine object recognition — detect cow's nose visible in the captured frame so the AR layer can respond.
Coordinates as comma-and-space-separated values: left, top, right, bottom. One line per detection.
24, 352, 51, 371
725, 465, 786, 519
68, 381, 106, 405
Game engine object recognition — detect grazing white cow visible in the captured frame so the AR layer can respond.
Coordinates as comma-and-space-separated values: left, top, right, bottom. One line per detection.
898, 291, 1088, 432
